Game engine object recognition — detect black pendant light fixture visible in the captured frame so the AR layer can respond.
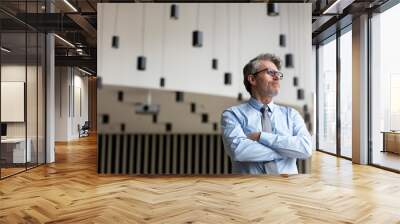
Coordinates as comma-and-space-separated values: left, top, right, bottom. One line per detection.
175, 91, 184, 102
212, 58, 218, 70
285, 53, 294, 68
190, 102, 196, 113
153, 114, 158, 123
237, 93, 243, 101
192, 4, 203, 47
201, 113, 209, 123
304, 113, 310, 122
102, 114, 109, 124
303, 104, 308, 113
117, 91, 124, 102
192, 30, 203, 47
279, 34, 286, 47
137, 4, 147, 71
166, 123, 172, 132
112, 36, 119, 48
293, 76, 298, 86
111, 5, 119, 48
267, 3, 279, 16
297, 88, 304, 100
137, 56, 146, 70
285, 5, 294, 69
224, 72, 232, 85
160, 77, 165, 87
213, 122, 218, 131
120, 123, 125, 132
224, 5, 232, 86
211, 4, 218, 70
160, 5, 167, 87
170, 4, 178, 19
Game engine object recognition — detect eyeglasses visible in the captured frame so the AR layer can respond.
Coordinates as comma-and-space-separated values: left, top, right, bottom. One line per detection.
252, 68, 284, 80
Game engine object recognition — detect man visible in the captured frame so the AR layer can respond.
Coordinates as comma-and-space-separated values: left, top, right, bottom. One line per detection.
221, 53, 312, 175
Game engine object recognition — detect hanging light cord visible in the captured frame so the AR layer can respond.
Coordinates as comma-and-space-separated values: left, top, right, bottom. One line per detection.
196, 4, 200, 30
227, 4, 231, 71
113, 4, 119, 35
161, 5, 167, 75
141, 4, 146, 55
238, 5, 242, 76
212, 4, 216, 57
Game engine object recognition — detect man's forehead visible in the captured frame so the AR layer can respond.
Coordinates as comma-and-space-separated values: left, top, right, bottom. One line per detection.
260, 60, 277, 69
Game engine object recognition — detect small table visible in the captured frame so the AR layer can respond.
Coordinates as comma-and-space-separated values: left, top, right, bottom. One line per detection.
1, 138, 31, 163
381, 131, 400, 154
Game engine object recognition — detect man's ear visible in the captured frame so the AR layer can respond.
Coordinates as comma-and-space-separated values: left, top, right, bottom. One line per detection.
248, 75, 256, 86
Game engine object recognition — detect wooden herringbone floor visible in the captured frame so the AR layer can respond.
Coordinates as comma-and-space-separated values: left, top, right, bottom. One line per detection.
1, 135, 400, 223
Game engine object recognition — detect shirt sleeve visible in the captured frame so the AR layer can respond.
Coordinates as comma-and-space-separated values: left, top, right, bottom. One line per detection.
258, 108, 312, 159
221, 109, 283, 162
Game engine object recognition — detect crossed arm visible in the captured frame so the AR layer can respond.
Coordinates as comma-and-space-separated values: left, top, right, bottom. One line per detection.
221, 109, 312, 162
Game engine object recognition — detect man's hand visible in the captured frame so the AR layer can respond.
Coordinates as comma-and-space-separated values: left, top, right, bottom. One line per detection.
247, 132, 261, 141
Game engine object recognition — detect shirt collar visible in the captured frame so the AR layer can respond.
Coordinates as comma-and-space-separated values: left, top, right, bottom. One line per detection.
248, 97, 276, 113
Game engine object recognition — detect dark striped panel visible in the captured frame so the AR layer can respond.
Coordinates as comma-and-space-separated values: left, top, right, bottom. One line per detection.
97, 133, 308, 175
97, 133, 233, 175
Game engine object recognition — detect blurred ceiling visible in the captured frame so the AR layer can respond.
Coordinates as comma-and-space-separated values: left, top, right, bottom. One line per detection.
0, 0, 392, 74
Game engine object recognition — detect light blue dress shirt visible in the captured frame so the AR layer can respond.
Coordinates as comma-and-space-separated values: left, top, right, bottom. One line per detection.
221, 97, 312, 174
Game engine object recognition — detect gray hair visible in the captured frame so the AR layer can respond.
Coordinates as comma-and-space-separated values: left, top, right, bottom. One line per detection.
243, 53, 282, 95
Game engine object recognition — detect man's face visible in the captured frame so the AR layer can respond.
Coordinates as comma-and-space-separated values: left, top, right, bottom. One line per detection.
249, 60, 281, 98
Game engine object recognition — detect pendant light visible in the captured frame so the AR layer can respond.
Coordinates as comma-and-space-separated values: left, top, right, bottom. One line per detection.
175, 91, 184, 102
137, 4, 147, 70
297, 89, 304, 100
224, 5, 232, 86
166, 123, 172, 132
211, 4, 218, 70
170, 4, 178, 19
213, 122, 218, 131
296, 6, 304, 100
278, 10, 286, 47
279, 34, 286, 47
120, 123, 125, 132
190, 102, 196, 113
201, 113, 209, 123
111, 5, 119, 48
267, 3, 279, 16
285, 5, 294, 68
293, 76, 298, 86
153, 114, 157, 123
192, 4, 203, 47
102, 114, 109, 124
117, 90, 123, 102
237, 93, 243, 101
160, 5, 167, 87
160, 77, 165, 87
237, 5, 243, 100
224, 72, 232, 85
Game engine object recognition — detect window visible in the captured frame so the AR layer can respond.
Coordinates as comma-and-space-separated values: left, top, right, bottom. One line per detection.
371, 3, 400, 171
339, 29, 352, 158
317, 37, 337, 154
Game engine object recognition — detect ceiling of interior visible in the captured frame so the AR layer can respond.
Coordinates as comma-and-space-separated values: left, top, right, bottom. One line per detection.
0, 0, 392, 74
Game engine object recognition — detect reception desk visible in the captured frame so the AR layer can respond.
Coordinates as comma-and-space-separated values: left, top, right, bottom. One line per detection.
382, 131, 400, 154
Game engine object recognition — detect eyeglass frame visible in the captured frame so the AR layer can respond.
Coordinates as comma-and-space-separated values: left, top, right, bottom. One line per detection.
251, 68, 284, 80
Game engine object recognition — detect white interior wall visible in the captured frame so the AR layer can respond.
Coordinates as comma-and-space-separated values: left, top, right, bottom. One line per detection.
98, 3, 313, 108
55, 67, 89, 141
